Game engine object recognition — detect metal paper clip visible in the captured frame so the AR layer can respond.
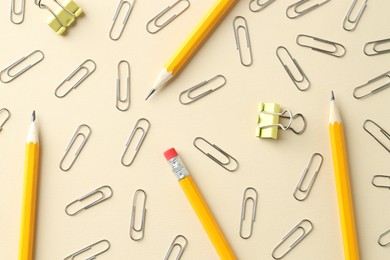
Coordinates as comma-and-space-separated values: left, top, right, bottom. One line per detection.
276, 46, 310, 91
55, 59, 96, 98
353, 71, 390, 99
0, 108, 11, 132
116, 60, 131, 111
193, 137, 239, 172
293, 153, 323, 201
10, 0, 25, 24
59, 124, 91, 171
65, 185, 113, 216
121, 118, 150, 167
179, 75, 226, 105
296, 34, 346, 58
164, 235, 188, 260
372, 175, 390, 189
343, 0, 367, 31
240, 187, 258, 239
109, 0, 135, 41
64, 239, 110, 260
272, 219, 313, 259
363, 119, 390, 153
233, 16, 253, 67
364, 38, 390, 56
130, 189, 147, 241
286, 0, 331, 19
378, 229, 390, 247
146, 0, 190, 34
0, 50, 44, 84
249, 0, 276, 12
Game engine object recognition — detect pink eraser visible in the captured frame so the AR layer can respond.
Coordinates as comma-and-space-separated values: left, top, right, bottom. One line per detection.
164, 148, 178, 160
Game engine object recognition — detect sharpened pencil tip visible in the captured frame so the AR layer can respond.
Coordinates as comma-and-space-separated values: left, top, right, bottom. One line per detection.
331, 91, 335, 101
32, 111, 36, 122
145, 89, 156, 101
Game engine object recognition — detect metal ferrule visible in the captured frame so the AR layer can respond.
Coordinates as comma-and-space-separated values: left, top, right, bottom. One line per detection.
167, 156, 189, 181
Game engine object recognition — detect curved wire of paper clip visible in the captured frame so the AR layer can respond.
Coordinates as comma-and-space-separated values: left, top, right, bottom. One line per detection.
164, 235, 188, 260
10, 0, 25, 24
343, 0, 367, 31
296, 34, 346, 58
286, 0, 331, 19
116, 60, 131, 111
353, 71, 390, 99
63, 239, 110, 260
233, 16, 253, 67
240, 187, 258, 239
130, 189, 147, 241
109, 0, 134, 41
364, 38, 390, 56
363, 119, 390, 153
249, 0, 276, 12
378, 229, 390, 247
372, 175, 390, 189
0, 108, 11, 132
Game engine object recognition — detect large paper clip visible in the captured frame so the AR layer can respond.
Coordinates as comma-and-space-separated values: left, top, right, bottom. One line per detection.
286, 0, 331, 19
10, 0, 25, 24
353, 71, 390, 99
372, 175, 390, 189
296, 34, 346, 58
343, 0, 367, 31
240, 187, 258, 239
233, 16, 253, 67
65, 185, 113, 216
293, 153, 323, 201
55, 59, 96, 98
35, 0, 83, 35
59, 124, 91, 171
109, 0, 135, 41
146, 0, 190, 34
164, 235, 188, 260
64, 239, 110, 260
116, 60, 131, 111
249, 0, 276, 12
276, 46, 310, 91
130, 189, 147, 241
121, 118, 150, 167
378, 229, 390, 247
272, 219, 313, 259
0, 108, 11, 133
193, 137, 239, 172
363, 119, 390, 153
179, 75, 226, 105
364, 38, 390, 56
0, 50, 44, 84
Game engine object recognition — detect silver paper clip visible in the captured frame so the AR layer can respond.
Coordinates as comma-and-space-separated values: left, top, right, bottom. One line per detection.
286, 0, 331, 19
179, 75, 226, 105
293, 153, 323, 201
116, 60, 131, 111
130, 189, 147, 241
372, 175, 390, 189
363, 119, 390, 153
343, 0, 367, 31
240, 187, 258, 239
146, 0, 190, 34
249, 0, 276, 12
164, 235, 188, 260
109, 0, 135, 41
296, 34, 346, 58
121, 118, 150, 167
353, 71, 390, 99
193, 137, 239, 172
276, 46, 310, 91
59, 124, 92, 171
272, 219, 313, 259
64, 239, 110, 260
65, 185, 113, 216
10, 0, 25, 24
364, 38, 390, 56
0, 50, 44, 84
0, 108, 11, 133
55, 59, 96, 98
378, 229, 390, 247
233, 16, 253, 67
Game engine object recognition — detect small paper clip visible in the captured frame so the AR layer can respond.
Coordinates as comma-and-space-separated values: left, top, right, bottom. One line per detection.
146, 0, 190, 34
353, 71, 390, 99
378, 229, 390, 247
0, 108, 11, 133
343, 0, 367, 31
121, 118, 150, 167
364, 38, 390, 56
0, 50, 44, 84
296, 34, 346, 58
249, 0, 276, 12
164, 235, 188, 260
372, 175, 390, 189
193, 137, 239, 172
240, 187, 258, 239
293, 153, 323, 201
116, 60, 131, 111
65, 185, 113, 216
10, 0, 25, 24
363, 119, 390, 153
286, 0, 331, 19
179, 75, 226, 105
64, 239, 110, 260
272, 219, 313, 259
59, 124, 91, 171
276, 46, 310, 91
130, 189, 147, 241
55, 59, 96, 98
233, 16, 253, 67
109, 0, 135, 41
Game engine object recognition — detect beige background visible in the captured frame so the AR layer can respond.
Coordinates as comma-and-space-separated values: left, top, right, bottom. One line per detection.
1, 0, 389, 259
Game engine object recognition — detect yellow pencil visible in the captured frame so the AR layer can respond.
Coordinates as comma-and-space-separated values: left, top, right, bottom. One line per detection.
329, 92, 360, 260
146, 0, 237, 100
164, 148, 237, 260
19, 111, 40, 260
